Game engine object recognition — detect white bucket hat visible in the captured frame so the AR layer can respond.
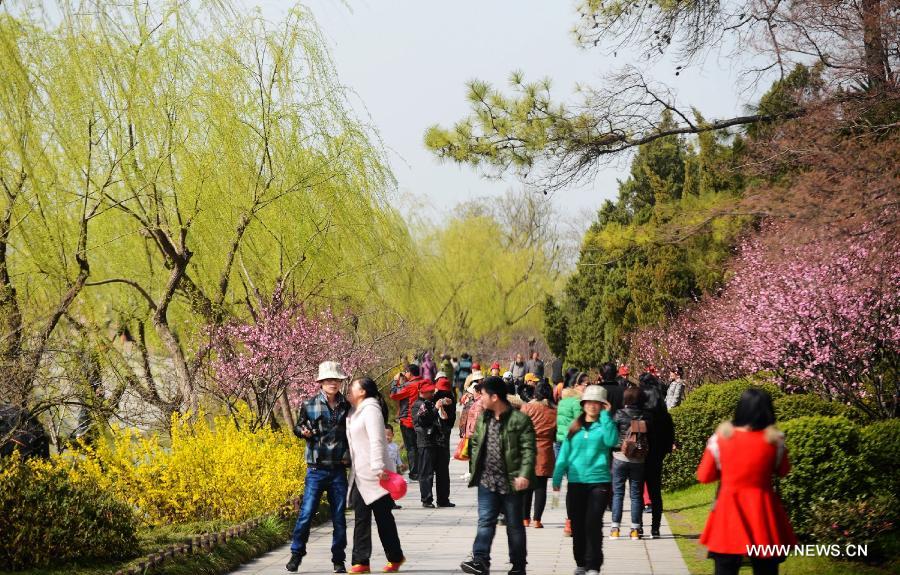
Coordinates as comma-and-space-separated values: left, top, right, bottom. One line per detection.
466, 370, 485, 393
581, 385, 609, 404
316, 361, 348, 382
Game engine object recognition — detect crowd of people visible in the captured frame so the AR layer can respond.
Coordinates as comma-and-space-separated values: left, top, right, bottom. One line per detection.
286, 353, 795, 575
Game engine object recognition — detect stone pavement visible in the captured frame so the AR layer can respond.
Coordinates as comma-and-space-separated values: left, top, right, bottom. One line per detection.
231, 443, 690, 575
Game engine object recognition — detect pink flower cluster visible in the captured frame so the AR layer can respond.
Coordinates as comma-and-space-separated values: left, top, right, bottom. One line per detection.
209, 292, 377, 409
632, 226, 899, 413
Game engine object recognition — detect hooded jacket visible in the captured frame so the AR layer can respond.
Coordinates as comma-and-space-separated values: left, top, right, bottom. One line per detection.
390, 376, 422, 429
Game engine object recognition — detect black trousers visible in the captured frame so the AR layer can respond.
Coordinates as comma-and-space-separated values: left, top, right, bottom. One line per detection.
350, 483, 404, 565
399, 425, 418, 479
522, 476, 549, 521
645, 454, 665, 531
567, 482, 610, 571
713, 554, 781, 575
417, 444, 451, 504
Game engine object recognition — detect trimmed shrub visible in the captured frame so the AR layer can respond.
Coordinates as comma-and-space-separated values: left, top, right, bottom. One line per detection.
808, 493, 899, 563
0, 453, 138, 570
859, 419, 900, 495
663, 377, 783, 491
774, 394, 852, 421
779, 416, 869, 534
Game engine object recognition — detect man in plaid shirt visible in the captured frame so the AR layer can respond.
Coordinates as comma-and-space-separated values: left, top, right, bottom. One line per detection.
287, 361, 352, 574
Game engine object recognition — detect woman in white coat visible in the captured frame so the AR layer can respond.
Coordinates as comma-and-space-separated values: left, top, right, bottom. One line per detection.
346, 377, 406, 573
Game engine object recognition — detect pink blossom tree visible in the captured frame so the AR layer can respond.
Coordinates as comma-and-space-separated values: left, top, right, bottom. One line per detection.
208, 289, 377, 429
632, 227, 900, 418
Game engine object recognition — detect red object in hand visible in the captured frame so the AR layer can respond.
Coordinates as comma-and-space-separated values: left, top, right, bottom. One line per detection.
380, 471, 408, 501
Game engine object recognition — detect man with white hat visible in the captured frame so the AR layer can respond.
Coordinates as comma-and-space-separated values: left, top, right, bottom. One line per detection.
287, 361, 352, 573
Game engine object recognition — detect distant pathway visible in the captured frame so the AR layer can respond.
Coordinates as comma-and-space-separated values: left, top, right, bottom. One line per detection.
231, 442, 689, 575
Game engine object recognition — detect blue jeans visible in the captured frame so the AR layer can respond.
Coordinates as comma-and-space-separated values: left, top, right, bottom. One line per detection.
611, 458, 645, 528
290, 467, 348, 562
472, 486, 526, 570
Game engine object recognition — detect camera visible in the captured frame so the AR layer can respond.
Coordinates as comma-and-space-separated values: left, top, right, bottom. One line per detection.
423, 399, 435, 411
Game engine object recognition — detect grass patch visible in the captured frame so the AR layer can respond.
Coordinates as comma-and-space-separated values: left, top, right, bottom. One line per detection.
0, 516, 291, 575
665, 483, 900, 575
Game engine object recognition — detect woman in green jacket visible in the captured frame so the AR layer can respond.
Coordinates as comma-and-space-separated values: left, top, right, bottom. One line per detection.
552, 385, 619, 575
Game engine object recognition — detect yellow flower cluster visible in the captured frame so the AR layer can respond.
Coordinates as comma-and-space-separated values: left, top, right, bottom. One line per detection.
66, 407, 306, 526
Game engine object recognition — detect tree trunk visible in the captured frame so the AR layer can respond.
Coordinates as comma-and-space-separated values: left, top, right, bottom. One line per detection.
861, 0, 890, 89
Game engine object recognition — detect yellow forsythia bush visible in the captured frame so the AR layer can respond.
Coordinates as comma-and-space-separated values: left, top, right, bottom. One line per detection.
68, 406, 305, 526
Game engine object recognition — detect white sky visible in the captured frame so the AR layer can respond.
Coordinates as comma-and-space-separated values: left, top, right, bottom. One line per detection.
258, 0, 766, 224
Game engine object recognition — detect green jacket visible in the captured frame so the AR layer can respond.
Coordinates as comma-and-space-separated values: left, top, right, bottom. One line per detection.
468, 406, 536, 493
556, 388, 583, 443
552, 410, 618, 488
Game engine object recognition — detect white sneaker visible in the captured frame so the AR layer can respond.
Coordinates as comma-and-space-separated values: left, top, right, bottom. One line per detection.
586, 570, 600, 575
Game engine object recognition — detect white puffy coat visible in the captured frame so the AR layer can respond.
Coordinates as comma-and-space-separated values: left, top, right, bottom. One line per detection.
346, 397, 395, 505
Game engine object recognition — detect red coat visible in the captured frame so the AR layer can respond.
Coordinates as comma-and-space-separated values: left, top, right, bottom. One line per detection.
697, 422, 798, 556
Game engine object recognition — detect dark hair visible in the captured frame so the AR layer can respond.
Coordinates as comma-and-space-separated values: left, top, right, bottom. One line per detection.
671, 366, 684, 378
623, 387, 644, 407
567, 412, 590, 440
534, 381, 553, 402
481, 376, 509, 403
574, 372, 589, 386
601, 362, 617, 383
639, 372, 661, 387
564, 367, 579, 387
352, 377, 389, 424
732, 388, 776, 430
405, 363, 420, 377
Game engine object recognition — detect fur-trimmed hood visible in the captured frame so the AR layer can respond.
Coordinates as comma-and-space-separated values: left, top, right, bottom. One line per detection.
716, 421, 784, 445
561, 387, 582, 399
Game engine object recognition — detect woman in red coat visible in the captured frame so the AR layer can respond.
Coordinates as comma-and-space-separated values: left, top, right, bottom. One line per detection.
696, 388, 797, 575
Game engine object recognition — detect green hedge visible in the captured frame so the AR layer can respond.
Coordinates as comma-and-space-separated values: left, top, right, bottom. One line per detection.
808, 493, 900, 564
773, 394, 852, 421
663, 378, 783, 490
0, 454, 139, 570
858, 419, 900, 495
778, 416, 869, 534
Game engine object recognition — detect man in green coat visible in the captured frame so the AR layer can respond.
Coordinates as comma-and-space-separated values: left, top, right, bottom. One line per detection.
460, 376, 535, 575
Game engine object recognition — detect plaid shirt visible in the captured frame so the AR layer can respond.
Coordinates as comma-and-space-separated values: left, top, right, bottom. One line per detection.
293, 391, 351, 467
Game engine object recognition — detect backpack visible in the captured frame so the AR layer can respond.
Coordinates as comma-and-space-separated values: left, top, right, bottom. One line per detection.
622, 417, 649, 461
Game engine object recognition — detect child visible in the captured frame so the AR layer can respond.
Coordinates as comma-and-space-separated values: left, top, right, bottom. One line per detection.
385, 425, 404, 509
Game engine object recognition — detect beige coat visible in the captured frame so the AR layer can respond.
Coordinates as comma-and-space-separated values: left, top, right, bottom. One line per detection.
346, 398, 395, 505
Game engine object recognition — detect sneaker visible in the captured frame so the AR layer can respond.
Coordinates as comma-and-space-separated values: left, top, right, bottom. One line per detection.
586, 571, 600, 575
508, 568, 526, 575
533, 520, 544, 528
348, 565, 370, 574
460, 559, 489, 575
334, 563, 347, 573
651, 528, 661, 539
422, 502, 435, 508
286, 552, 303, 572
382, 558, 405, 572
630, 528, 641, 540
574, 568, 586, 575
437, 501, 456, 508
643, 504, 652, 514
498, 515, 506, 526
392, 503, 402, 510
563, 518, 572, 537
609, 527, 620, 539
523, 518, 531, 527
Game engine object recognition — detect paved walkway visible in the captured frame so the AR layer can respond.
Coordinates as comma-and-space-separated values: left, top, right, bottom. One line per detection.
232, 444, 689, 575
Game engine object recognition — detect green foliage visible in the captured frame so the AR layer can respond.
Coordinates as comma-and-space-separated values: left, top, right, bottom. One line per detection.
808, 493, 900, 564
541, 295, 567, 359
779, 416, 869, 535
859, 419, 900, 495
774, 394, 853, 422
663, 378, 783, 490
556, 113, 748, 368
0, 453, 139, 570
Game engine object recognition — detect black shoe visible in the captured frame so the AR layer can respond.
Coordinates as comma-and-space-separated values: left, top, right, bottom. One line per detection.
460, 559, 489, 575
508, 569, 526, 575
651, 528, 661, 539
437, 501, 456, 507
409, 475, 419, 481
333, 562, 347, 573
392, 503, 403, 510
286, 552, 302, 572
644, 505, 653, 514
422, 502, 435, 508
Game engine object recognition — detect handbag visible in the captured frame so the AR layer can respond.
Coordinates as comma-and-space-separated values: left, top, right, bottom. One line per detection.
453, 437, 470, 461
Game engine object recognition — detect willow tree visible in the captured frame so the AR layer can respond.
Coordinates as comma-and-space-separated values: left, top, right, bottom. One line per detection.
1, 1, 411, 433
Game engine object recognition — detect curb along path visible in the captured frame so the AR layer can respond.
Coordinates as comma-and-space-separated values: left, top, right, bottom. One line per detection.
231, 440, 689, 575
